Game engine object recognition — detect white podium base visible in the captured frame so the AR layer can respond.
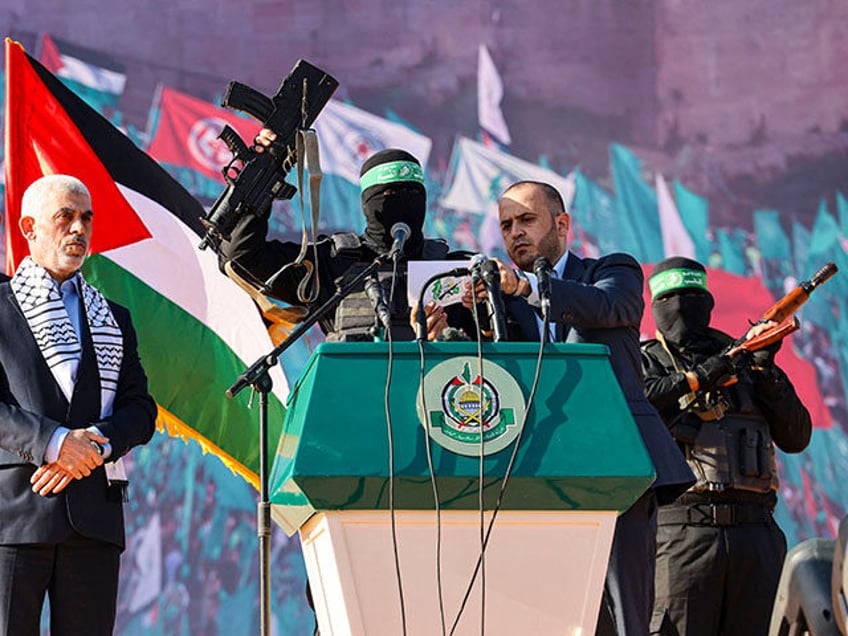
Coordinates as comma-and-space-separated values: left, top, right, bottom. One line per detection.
300, 509, 616, 636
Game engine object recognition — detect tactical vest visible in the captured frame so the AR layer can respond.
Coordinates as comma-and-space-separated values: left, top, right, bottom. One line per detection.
328, 233, 450, 342
652, 340, 779, 494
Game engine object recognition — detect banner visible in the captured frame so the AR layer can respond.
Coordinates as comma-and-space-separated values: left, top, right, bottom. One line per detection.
312, 98, 432, 184
146, 86, 259, 183
440, 136, 574, 215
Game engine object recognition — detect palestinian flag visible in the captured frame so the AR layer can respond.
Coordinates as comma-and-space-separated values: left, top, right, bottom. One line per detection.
4, 38, 287, 487
39, 34, 127, 113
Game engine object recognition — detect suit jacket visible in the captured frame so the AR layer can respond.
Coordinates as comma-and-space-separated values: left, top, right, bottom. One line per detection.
504, 252, 694, 504
0, 280, 156, 549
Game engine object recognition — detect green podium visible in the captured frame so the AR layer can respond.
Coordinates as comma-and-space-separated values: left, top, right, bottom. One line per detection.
269, 342, 654, 635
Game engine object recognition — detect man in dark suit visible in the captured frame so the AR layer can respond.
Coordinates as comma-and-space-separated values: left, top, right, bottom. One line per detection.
484, 180, 694, 635
0, 174, 156, 636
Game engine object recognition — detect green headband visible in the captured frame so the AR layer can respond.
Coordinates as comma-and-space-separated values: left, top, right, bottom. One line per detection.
649, 268, 708, 299
360, 160, 424, 193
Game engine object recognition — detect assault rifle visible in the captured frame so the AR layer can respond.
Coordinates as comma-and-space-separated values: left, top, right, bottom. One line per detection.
725, 261, 838, 359
198, 60, 339, 251
678, 262, 838, 419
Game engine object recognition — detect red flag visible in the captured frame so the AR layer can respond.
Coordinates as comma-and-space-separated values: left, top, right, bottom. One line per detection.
641, 265, 832, 429
146, 86, 259, 182
38, 34, 63, 73
4, 38, 150, 273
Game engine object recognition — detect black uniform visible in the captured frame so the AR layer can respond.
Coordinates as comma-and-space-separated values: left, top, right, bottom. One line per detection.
642, 257, 811, 636
217, 148, 476, 342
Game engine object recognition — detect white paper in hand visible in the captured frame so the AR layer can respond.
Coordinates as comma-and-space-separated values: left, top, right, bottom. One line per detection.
407, 260, 471, 307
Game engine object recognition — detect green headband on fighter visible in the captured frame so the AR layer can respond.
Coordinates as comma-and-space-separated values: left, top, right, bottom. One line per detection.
649, 268, 708, 300
359, 160, 425, 193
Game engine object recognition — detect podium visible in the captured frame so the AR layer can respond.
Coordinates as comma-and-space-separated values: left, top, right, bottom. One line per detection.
269, 342, 654, 635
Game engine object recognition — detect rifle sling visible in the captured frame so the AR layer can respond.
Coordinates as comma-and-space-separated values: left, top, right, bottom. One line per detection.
294, 127, 323, 304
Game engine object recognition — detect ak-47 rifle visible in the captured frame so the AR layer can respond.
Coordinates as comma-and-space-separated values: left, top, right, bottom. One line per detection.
725, 261, 838, 359
198, 60, 339, 251
678, 262, 838, 419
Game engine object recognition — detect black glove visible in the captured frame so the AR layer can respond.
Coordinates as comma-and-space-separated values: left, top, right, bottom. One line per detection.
752, 338, 782, 367
729, 348, 754, 373
694, 354, 734, 390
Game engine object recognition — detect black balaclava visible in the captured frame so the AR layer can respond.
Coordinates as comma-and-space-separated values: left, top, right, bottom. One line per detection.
649, 256, 715, 348
359, 148, 426, 257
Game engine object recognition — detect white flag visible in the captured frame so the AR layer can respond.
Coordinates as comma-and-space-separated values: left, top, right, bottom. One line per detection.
441, 136, 574, 215
312, 99, 432, 184
477, 44, 511, 146
656, 173, 696, 258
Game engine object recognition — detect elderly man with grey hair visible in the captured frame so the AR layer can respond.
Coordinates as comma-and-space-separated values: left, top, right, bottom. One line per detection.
0, 174, 156, 636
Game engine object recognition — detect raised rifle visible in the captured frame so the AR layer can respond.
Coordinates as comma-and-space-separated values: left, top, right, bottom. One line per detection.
198, 60, 339, 251
678, 263, 837, 420
725, 261, 838, 359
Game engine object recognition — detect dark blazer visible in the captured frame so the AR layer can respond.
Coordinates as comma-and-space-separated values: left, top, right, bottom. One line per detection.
0, 280, 156, 549
504, 252, 694, 504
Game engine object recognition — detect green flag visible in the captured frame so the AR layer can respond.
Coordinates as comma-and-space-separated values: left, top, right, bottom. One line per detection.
673, 180, 711, 263
754, 209, 793, 295
837, 191, 848, 238
792, 220, 810, 281
802, 199, 848, 329
571, 169, 621, 254
609, 143, 663, 262
715, 228, 747, 275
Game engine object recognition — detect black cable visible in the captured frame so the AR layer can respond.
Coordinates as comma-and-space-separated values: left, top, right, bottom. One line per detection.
448, 332, 548, 636
413, 265, 472, 635
417, 338, 447, 636
446, 280, 489, 635
472, 282, 487, 636
384, 256, 407, 636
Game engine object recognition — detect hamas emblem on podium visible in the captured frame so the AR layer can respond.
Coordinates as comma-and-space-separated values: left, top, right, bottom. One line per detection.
417, 358, 526, 456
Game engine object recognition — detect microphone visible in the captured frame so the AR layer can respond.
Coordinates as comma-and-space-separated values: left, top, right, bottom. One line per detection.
364, 273, 392, 336
469, 253, 488, 281
387, 222, 411, 260
480, 259, 508, 342
534, 257, 553, 320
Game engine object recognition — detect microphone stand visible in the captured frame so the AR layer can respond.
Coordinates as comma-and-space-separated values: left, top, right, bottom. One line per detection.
227, 253, 390, 636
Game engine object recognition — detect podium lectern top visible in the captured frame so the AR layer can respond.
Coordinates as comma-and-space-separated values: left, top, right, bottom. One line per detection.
270, 342, 654, 535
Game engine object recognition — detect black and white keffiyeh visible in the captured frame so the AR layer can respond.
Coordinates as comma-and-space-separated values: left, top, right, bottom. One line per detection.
11, 257, 123, 417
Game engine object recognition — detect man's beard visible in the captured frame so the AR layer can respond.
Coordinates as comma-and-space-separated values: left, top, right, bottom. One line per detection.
509, 231, 562, 271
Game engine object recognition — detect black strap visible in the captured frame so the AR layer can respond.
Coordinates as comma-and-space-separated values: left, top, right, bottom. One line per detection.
658, 502, 772, 526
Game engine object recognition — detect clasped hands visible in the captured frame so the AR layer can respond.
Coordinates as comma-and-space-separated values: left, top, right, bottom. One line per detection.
30, 428, 109, 497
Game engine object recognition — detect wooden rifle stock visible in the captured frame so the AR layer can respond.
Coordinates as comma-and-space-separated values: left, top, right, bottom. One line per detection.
727, 262, 837, 357
726, 317, 800, 358
760, 261, 838, 324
